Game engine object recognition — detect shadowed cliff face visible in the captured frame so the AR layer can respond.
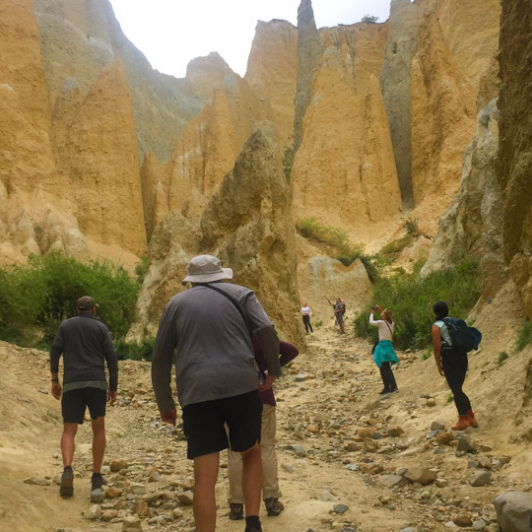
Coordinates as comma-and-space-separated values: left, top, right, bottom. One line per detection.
497, 0, 532, 318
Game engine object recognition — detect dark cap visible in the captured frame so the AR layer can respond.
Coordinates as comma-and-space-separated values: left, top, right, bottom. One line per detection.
77, 296, 96, 311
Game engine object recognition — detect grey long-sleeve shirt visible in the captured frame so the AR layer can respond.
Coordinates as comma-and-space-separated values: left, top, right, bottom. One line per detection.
50, 313, 118, 391
152, 282, 280, 412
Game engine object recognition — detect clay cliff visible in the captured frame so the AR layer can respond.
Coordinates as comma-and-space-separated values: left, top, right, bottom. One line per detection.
0, 0, 507, 341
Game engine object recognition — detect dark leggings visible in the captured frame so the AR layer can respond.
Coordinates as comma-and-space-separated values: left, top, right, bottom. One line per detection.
379, 362, 397, 391
302, 315, 313, 333
442, 351, 472, 415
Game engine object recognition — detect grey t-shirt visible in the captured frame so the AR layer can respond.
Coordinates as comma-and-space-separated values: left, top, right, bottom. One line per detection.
152, 282, 279, 411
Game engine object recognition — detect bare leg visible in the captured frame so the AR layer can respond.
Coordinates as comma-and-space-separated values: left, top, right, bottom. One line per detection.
241, 442, 262, 517
61, 423, 78, 467
193, 452, 220, 532
91, 417, 106, 473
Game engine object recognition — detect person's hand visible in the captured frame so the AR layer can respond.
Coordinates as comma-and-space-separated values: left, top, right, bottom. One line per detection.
108, 389, 117, 405
259, 374, 276, 391
161, 408, 177, 426
437, 366, 444, 377
51, 381, 62, 400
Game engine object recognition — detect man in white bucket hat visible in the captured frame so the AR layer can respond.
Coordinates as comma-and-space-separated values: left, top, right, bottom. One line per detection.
152, 255, 280, 532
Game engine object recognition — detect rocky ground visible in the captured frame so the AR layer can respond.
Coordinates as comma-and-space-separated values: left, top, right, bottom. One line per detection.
1, 315, 531, 532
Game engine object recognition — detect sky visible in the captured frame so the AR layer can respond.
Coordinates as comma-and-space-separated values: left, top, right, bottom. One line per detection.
109, 0, 393, 78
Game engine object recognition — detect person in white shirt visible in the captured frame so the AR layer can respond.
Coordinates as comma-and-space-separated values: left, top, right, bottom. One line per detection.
301, 303, 313, 333
369, 305, 399, 394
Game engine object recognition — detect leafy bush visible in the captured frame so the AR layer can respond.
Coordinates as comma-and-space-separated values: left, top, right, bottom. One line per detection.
282, 146, 294, 181
295, 218, 378, 281
114, 337, 155, 361
515, 321, 532, 352
354, 257, 481, 351
0, 252, 141, 349
361, 14, 379, 23
497, 351, 509, 366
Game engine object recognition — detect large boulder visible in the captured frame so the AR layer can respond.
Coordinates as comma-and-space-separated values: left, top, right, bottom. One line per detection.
493, 492, 532, 532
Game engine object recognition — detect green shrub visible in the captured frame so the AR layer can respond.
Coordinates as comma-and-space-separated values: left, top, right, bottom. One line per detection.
515, 321, 532, 352
354, 257, 481, 351
0, 252, 141, 350
497, 351, 509, 366
361, 14, 379, 23
114, 337, 155, 361
295, 218, 378, 281
422, 349, 432, 361
314, 320, 323, 328
282, 146, 294, 180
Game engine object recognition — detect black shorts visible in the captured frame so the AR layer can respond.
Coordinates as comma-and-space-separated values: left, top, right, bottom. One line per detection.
336, 313, 344, 325
62, 387, 107, 424
182, 390, 262, 460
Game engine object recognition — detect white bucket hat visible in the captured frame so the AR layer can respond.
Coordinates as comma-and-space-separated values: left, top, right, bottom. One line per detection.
182, 254, 233, 285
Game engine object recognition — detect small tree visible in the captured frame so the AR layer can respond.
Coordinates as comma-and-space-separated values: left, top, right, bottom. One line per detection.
361, 14, 379, 24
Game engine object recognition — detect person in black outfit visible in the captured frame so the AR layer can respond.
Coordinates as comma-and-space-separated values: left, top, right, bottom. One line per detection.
431, 301, 477, 430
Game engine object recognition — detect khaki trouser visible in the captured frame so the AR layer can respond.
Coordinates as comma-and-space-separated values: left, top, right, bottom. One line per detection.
227, 404, 281, 503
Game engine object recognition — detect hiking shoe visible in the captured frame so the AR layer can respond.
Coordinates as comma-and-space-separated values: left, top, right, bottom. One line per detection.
379, 388, 390, 395
452, 415, 470, 431
59, 468, 74, 497
264, 497, 284, 517
229, 503, 244, 520
91, 474, 107, 491
466, 410, 479, 428
390, 388, 399, 394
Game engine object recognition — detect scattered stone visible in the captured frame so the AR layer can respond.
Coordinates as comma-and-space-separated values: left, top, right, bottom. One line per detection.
493, 491, 532, 532
90, 489, 104, 503
405, 468, 436, 485
388, 426, 405, 437
122, 515, 143, 531
456, 433, 475, 452
177, 490, 194, 505
365, 400, 381, 411
129, 483, 146, 496
344, 463, 359, 471
110, 459, 128, 472
472, 517, 489, 530
431, 421, 445, 431
133, 498, 150, 517
281, 464, 294, 473
453, 515, 473, 527
426, 398, 436, 407
334, 503, 349, 514
101, 509, 118, 522
376, 475, 403, 488
345, 442, 361, 452
105, 486, 123, 498
357, 427, 376, 439
23, 477, 50, 486
470, 471, 491, 487
399, 528, 418, 532
83, 504, 102, 520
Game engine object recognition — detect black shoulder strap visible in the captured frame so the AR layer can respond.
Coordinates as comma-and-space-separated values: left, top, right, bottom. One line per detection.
384, 320, 393, 337
200, 283, 251, 332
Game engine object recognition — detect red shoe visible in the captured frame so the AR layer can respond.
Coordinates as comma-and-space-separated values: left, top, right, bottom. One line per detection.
466, 410, 478, 428
452, 416, 470, 430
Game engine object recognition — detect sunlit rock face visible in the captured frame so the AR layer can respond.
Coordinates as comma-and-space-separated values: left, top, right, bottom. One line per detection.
497, 0, 532, 319
132, 123, 304, 346
421, 99, 507, 305
290, 21, 403, 248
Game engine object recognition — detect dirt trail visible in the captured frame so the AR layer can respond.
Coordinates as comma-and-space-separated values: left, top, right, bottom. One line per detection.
0, 317, 531, 532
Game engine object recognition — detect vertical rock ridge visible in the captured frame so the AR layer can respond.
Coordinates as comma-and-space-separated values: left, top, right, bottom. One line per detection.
293, 0, 319, 153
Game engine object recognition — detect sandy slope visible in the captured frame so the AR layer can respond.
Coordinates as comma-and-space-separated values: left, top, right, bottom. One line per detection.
0, 304, 531, 531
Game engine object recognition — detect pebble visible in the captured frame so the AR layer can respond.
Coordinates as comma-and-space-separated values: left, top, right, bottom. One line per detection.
83, 504, 102, 520
469, 471, 491, 486
405, 467, 436, 485
334, 503, 349, 514
90, 489, 104, 503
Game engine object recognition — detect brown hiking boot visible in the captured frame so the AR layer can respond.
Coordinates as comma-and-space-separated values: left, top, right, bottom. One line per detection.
229, 503, 244, 520
466, 410, 478, 428
264, 497, 284, 517
452, 415, 470, 431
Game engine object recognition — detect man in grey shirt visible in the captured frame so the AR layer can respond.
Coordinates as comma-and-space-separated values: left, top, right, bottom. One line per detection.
152, 255, 281, 532
50, 296, 118, 497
